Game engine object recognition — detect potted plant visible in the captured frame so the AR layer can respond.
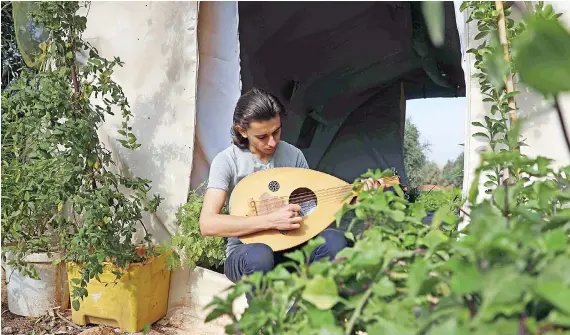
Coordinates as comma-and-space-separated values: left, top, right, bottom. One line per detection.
1, 78, 73, 317
1, 2, 72, 317
3, 2, 171, 331
169, 185, 227, 273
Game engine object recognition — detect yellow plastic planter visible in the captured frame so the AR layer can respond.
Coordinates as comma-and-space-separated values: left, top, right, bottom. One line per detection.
66, 252, 171, 332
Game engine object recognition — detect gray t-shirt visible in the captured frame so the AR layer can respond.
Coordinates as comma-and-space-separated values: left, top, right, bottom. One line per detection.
206, 141, 309, 257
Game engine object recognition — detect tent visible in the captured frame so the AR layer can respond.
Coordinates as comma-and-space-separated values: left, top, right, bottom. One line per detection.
77, 0, 570, 318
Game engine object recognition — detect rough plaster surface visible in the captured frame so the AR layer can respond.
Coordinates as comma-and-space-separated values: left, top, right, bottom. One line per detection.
460, 1, 570, 221
80, 1, 200, 242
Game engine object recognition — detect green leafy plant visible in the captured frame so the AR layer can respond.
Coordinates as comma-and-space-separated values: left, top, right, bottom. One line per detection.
461, 0, 527, 194
416, 188, 463, 213
204, 123, 570, 335
1, 1, 163, 310
169, 186, 226, 272
202, 3, 570, 334
1, 2, 25, 89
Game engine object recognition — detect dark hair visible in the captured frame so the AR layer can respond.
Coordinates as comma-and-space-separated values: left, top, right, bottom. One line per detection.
231, 87, 286, 149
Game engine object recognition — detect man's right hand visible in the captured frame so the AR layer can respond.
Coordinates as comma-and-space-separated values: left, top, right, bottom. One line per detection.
266, 203, 303, 231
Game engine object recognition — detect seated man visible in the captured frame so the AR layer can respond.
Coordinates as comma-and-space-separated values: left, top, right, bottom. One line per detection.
199, 87, 350, 284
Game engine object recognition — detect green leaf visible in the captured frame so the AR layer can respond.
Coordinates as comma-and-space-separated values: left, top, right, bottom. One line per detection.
478, 267, 529, 320
542, 229, 568, 252
307, 306, 336, 328
475, 31, 489, 40
473, 132, 490, 139
513, 16, 570, 94
544, 214, 570, 230
534, 280, 570, 314
205, 307, 228, 323
448, 258, 482, 295
285, 249, 305, 265
373, 276, 396, 297
72, 299, 80, 311
423, 230, 449, 251
389, 210, 405, 222
367, 317, 415, 335
421, 1, 445, 47
302, 275, 339, 310
429, 317, 457, 335
481, 33, 510, 90
547, 310, 570, 327
408, 259, 429, 297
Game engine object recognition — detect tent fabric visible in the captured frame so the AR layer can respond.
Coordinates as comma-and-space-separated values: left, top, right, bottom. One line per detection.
236, 1, 466, 184
80, 1, 200, 242
191, 1, 241, 190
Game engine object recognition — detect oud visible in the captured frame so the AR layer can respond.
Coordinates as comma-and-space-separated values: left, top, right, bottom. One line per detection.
229, 167, 402, 251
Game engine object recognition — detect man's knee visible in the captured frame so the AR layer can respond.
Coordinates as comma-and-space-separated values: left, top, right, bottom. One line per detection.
319, 229, 348, 253
311, 229, 348, 261
243, 243, 275, 274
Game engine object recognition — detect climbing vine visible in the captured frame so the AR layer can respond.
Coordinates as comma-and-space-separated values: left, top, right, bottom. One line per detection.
461, 1, 570, 194
460, 1, 526, 193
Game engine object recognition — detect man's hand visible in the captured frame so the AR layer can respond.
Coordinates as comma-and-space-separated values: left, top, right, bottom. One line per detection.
361, 177, 385, 191
266, 203, 303, 231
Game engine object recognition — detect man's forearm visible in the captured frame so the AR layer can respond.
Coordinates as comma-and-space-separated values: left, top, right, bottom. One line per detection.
200, 213, 272, 238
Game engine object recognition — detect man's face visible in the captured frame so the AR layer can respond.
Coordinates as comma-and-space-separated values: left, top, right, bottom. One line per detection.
239, 115, 281, 155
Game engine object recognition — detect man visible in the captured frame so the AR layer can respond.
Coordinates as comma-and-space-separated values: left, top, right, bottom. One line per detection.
199, 87, 382, 284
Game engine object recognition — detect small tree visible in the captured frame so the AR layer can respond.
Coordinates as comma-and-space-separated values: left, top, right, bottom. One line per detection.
2, 1, 163, 310
404, 119, 431, 187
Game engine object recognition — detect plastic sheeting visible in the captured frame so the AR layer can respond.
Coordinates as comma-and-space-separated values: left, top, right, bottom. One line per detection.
80, 1, 200, 242
191, 2, 241, 191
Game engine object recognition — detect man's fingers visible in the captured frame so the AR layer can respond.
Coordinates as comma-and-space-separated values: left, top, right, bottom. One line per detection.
289, 203, 301, 211
289, 216, 302, 224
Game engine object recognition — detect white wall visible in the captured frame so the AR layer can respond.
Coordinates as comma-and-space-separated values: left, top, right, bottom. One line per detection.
81, 1, 200, 242
461, 1, 570, 213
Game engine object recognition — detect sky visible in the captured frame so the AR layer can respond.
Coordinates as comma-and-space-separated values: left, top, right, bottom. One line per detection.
406, 97, 466, 166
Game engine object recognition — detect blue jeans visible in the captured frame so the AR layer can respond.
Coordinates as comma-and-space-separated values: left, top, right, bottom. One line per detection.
224, 228, 347, 284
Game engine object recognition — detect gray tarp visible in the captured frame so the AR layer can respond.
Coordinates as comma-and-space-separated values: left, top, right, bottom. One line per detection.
237, 1, 465, 185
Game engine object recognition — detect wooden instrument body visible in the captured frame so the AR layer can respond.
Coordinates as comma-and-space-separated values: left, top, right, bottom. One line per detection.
229, 167, 353, 251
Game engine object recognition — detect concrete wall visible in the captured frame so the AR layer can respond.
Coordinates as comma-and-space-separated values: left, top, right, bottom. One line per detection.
461, 1, 570, 213
80, 1, 200, 242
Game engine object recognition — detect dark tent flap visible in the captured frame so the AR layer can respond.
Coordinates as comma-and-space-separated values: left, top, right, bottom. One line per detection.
237, 1, 465, 183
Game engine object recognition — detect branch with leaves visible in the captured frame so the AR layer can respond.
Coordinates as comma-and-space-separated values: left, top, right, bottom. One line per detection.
2, 1, 163, 310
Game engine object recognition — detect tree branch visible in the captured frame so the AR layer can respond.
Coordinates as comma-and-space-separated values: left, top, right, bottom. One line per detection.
554, 96, 570, 155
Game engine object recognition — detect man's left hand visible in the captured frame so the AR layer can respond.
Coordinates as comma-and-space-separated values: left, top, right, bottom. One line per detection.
362, 177, 385, 191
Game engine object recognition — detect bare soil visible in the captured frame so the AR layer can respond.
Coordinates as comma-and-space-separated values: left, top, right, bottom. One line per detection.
0, 302, 179, 335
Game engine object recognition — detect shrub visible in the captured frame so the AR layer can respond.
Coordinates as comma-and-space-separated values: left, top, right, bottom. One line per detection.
169, 187, 227, 272
204, 144, 570, 335
416, 188, 463, 213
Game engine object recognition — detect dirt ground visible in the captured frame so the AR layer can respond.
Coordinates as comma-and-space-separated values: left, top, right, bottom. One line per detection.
0, 302, 182, 335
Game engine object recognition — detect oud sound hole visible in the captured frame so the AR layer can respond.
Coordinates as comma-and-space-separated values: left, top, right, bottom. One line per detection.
278, 187, 318, 235
289, 187, 317, 217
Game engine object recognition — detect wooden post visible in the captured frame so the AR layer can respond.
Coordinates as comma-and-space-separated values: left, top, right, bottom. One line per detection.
495, 0, 517, 124
496, 1, 520, 183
